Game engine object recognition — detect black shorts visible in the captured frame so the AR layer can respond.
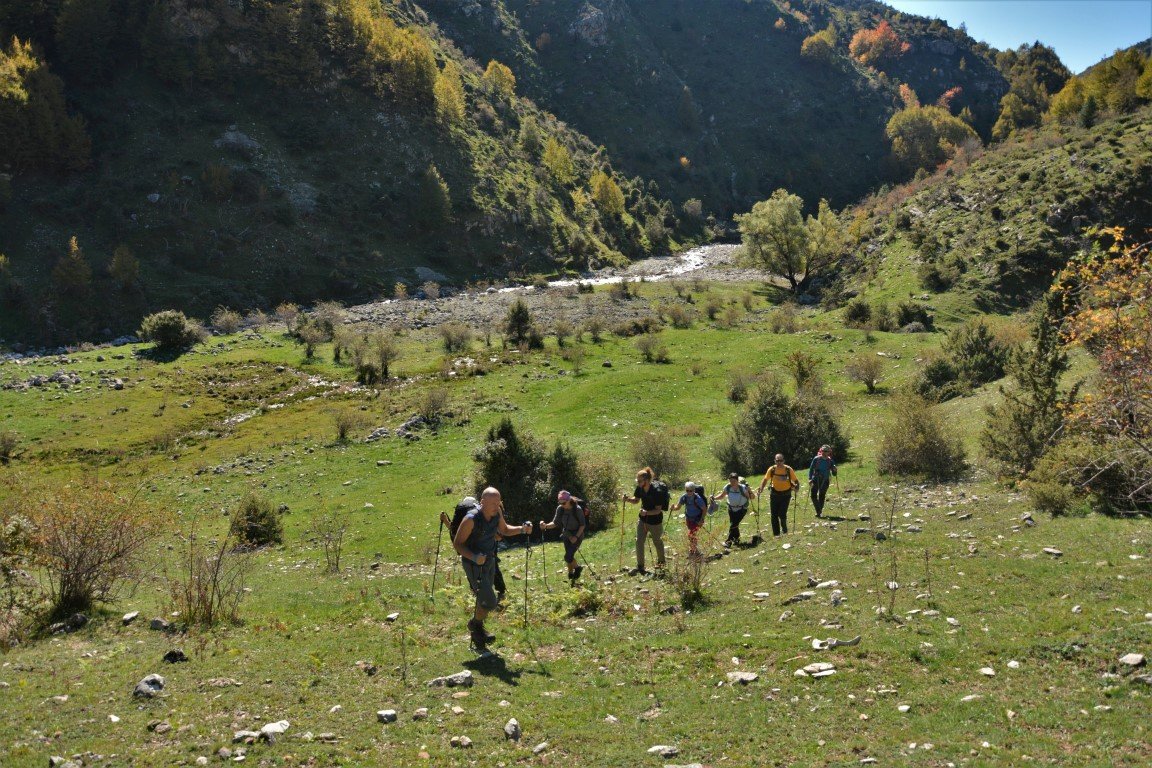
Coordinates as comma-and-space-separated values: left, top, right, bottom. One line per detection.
562, 535, 583, 564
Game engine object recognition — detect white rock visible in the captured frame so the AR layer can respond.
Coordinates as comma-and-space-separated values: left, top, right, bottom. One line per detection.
504, 718, 521, 741
960, 694, 982, 702
1007, 660, 1021, 669
727, 671, 759, 685
122, 611, 139, 625
413, 708, 429, 720
1119, 653, 1145, 667
329, 705, 342, 713
533, 742, 549, 754
605, 714, 619, 723
260, 720, 290, 737
1042, 547, 1063, 557
377, 710, 397, 724
980, 667, 996, 677
897, 704, 911, 713
648, 745, 679, 757
729, 568, 745, 574
385, 612, 400, 622
946, 617, 961, 627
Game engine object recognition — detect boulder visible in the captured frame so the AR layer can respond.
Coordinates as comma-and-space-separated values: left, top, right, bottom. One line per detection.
133, 674, 165, 698
428, 671, 473, 688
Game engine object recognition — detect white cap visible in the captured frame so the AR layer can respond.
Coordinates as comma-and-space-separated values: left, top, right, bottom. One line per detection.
684, 481, 696, 490
461, 496, 478, 507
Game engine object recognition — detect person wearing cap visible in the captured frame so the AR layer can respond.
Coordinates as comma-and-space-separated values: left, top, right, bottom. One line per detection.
712, 472, 755, 547
453, 487, 532, 651
540, 490, 587, 584
757, 454, 799, 536
670, 481, 707, 559
808, 444, 838, 518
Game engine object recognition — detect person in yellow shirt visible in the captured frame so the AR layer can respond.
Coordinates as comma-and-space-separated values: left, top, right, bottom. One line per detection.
757, 453, 799, 536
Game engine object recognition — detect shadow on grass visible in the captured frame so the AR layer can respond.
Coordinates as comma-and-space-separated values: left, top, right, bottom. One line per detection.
463, 652, 525, 685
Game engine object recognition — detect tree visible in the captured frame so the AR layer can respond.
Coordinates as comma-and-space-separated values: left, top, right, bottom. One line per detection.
885, 105, 979, 174
390, 28, 437, 109
542, 137, 576, 185
848, 20, 909, 68
982, 296, 1076, 475
714, 378, 850, 477
52, 236, 92, 300
473, 418, 548, 524
519, 115, 543, 154
55, 0, 117, 83
877, 392, 967, 480
434, 59, 466, 126
1078, 94, 1098, 128
504, 298, 536, 347
676, 85, 699, 132
109, 245, 139, 292
138, 310, 205, 353
991, 92, 1040, 141
417, 164, 451, 229
735, 189, 843, 294
944, 319, 1009, 388
1047, 76, 1086, 122
800, 26, 837, 64
590, 170, 625, 217
845, 353, 884, 394
482, 59, 516, 99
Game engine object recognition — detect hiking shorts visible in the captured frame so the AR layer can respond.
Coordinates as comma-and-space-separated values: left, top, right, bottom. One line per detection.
686, 518, 704, 533
462, 556, 498, 610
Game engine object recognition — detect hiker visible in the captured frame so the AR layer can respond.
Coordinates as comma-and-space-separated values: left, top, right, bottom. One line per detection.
445, 497, 505, 601
670, 481, 707, 559
712, 472, 755, 547
621, 467, 668, 575
539, 490, 587, 584
452, 487, 532, 651
808, 444, 838, 518
757, 454, 799, 536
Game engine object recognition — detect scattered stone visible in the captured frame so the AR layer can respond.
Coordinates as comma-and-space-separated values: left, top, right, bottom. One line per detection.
356, 660, 378, 676
149, 618, 170, 631
1042, 547, 1063, 557
648, 745, 679, 757
451, 705, 465, 715
133, 674, 165, 698
413, 708, 429, 720
316, 733, 338, 743
450, 736, 473, 749
385, 612, 400, 622
874, 532, 887, 542
605, 714, 619, 723
897, 704, 911, 713
1007, 660, 1021, 669
729, 568, 744, 574
162, 649, 188, 664
960, 694, 982, 702
980, 667, 996, 677
233, 731, 261, 743
504, 718, 521, 741
122, 611, 139, 626
727, 671, 759, 685
752, 592, 771, 599
1119, 653, 1145, 667
428, 671, 473, 688
830, 589, 844, 607
796, 662, 836, 678
782, 590, 816, 606
205, 677, 242, 688
260, 720, 290, 741
946, 617, 961, 627
377, 709, 398, 724
1094, 705, 1112, 712
812, 635, 861, 651
533, 742, 550, 754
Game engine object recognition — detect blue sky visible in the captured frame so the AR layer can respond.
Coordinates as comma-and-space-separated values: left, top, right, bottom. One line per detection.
884, 0, 1152, 72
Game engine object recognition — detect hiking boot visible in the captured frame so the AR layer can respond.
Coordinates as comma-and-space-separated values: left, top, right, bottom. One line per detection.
468, 619, 495, 646
573, 565, 584, 581
629, 567, 648, 576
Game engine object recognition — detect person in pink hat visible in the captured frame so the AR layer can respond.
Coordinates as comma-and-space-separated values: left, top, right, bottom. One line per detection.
540, 490, 588, 585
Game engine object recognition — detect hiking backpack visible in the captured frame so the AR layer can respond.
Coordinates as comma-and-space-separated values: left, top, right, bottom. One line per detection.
449, 499, 479, 539
651, 480, 671, 510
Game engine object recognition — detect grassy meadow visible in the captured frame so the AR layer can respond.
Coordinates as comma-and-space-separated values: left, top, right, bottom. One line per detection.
1, 278, 1149, 767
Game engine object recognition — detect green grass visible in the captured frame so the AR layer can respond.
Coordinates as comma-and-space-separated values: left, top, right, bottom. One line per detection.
1, 281, 1148, 767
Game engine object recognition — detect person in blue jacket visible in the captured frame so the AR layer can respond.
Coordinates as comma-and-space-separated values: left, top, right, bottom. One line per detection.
808, 444, 838, 518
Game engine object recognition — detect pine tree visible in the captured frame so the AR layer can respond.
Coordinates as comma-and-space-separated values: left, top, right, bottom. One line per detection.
1078, 94, 1098, 128
982, 297, 1076, 475
109, 245, 139, 292
504, 298, 535, 347
416, 164, 451, 229
518, 115, 542, 154
52, 236, 93, 300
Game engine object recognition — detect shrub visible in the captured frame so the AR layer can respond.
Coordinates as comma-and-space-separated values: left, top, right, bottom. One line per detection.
704, 294, 723, 320
714, 379, 850, 477
309, 509, 350, 573
274, 302, 300, 332
297, 321, 328, 359
210, 306, 243, 335
629, 432, 688, 484
769, 304, 799, 333
553, 315, 575, 347
332, 409, 365, 443
845, 353, 884, 393
31, 479, 161, 620
473, 419, 549, 525
728, 369, 755, 403
584, 317, 604, 343
664, 303, 696, 329
168, 518, 250, 627
894, 302, 933, 329
877, 393, 967, 480
418, 386, 451, 423
421, 281, 441, 300
913, 354, 963, 402
718, 305, 742, 329
843, 298, 872, 328
784, 351, 822, 393
229, 494, 283, 549
138, 310, 205, 353
944, 320, 1009, 387
635, 333, 669, 363
1, 481, 36, 645
311, 301, 346, 338
439, 321, 473, 353
576, 456, 619, 533
0, 431, 18, 464
560, 343, 585, 373
504, 298, 541, 348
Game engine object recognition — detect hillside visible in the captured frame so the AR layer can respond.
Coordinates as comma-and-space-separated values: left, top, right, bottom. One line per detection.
422, 0, 1010, 212
0, 0, 689, 345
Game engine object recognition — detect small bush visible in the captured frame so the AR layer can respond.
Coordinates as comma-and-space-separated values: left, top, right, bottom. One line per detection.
609, 280, 634, 300
843, 298, 872, 328
894, 302, 933, 329
944, 320, 1009, 387
1, 481, 36, 646
0, 431, 19, 464
873, 301, 895, 332
244, 309, 268, 330
309, 509, 350, 573
274, 302, 300, 332
553, 315, 575, 347
229, 494, 283, 549
439, 322, 473, 353
718, 305, 742, 329
913, 354, 963, 401
577, 456, 619, 533
664, 303, 696, 329
584, 317, 604, 343
728, 369, 755, 403
297, 321, 328, 359
769, 305, 799, 333
138, 310, 205, 353
635, 333, 669, 363
613, 316, 663, 338
210, 306, 243, 335
629, 432, 688, 484
332, 409, 366, 443
876, 393, 966, 480
785, 351, 822, 393
560, 343, 585, 373
704, 294, 723, 320
31, 480, 162, 620
169, 518, 250, 627
421, 281, 441, 300
418, 386, 451, 423
845, 353, 884, 393
473, 419, 549, 525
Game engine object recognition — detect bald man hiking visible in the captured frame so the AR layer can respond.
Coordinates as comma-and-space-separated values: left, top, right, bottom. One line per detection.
453, 487, 533, 653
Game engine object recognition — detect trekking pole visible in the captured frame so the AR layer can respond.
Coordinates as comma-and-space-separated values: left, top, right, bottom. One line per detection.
540, 521, 550, 593
752, 492, 763, 545
618, 498, 625, 572
834, 474, 846, 516
578, 550, 599, 581
523, 526, 531, 626
431, 514, 445, 603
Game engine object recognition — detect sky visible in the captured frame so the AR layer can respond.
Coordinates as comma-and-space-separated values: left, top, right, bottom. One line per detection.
883, 0, 1152, 72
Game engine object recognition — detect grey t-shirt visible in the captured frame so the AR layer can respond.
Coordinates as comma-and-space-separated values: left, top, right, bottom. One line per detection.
551, 502, 586, 535
464, 509, 501, 557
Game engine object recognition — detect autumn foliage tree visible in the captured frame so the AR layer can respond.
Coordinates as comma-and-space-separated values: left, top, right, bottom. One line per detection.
848, 20, 909, 68
886, 104, 979, 174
